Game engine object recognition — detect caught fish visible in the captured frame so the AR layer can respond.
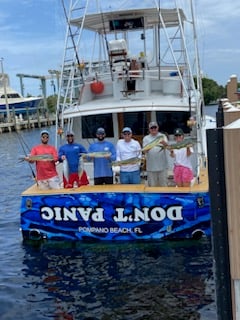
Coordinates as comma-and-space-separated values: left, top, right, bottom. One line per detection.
141, 135, 165, 152
82, 152, 111, 159
62, 158, 69, 181
78, 158, 83, 180
19, 154, 54, 162
166, 138, 196, 150
112, 157, 142, 166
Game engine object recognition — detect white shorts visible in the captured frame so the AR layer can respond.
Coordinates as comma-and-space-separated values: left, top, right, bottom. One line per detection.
38, 176, 61, 190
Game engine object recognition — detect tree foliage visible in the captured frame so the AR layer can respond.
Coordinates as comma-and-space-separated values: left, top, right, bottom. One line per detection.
46, 94, 58, 113
201, 77, 226, 105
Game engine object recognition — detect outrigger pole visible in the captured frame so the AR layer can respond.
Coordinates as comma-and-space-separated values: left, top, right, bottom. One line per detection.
100, 9, 113, 81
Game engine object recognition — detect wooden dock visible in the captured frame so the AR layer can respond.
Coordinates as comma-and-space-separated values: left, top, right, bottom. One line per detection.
0, 115, 56, 133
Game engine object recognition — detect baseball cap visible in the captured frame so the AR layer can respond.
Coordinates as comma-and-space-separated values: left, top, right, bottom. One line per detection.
96, 127, 105, 135
149, 121, 158, 128
174, 128, 184, 136
66, 130, 74, 136
122, 127, 132, 133
40, 129, 49, 136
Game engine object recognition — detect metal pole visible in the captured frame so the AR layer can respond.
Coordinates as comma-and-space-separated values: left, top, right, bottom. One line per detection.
0, 58, 11, 122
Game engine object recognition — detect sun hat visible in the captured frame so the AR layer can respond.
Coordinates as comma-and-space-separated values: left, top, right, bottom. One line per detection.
122, 127, 132, 133
174, 128, 184, 136
96, 127, 105, 134
40, 129, 49, 136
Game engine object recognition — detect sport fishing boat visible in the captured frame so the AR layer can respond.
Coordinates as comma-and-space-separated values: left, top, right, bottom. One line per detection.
20, 0, 212, 242
0, 73, 42, 119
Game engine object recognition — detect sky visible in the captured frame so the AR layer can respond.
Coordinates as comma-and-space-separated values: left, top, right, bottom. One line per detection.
0, 0, 240, 96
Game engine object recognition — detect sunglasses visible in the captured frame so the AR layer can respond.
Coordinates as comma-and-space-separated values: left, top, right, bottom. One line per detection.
150, 126, 157, 129
174, 134, 182, 137
67, 135, 74, 137
123, 132, 131, 135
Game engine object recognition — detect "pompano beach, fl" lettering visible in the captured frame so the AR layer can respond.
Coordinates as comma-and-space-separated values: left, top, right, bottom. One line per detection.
40, 206, 183, 222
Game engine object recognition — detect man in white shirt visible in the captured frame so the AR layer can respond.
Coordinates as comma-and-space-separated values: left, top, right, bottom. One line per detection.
116, 127, 142, 184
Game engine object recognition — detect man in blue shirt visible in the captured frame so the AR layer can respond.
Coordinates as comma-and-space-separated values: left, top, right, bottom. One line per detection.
58, 130, 89, 188
88, 127, 116, 185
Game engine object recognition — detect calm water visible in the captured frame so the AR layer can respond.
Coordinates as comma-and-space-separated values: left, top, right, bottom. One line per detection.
0, 107, 217, 319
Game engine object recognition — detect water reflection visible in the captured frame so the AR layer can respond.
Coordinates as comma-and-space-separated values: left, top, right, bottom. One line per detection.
21, 239, 215, 320
0, 124, 217, 320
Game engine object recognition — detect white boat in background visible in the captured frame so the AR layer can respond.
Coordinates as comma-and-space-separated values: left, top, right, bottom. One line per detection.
0, 73, 42, 119
20, 0, 212, 242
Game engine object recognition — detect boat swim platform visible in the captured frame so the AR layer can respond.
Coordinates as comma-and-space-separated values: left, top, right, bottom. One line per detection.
22, 168, 208, 196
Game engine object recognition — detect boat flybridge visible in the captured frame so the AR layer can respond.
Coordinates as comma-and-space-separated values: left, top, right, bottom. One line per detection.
55, 0, 205, 154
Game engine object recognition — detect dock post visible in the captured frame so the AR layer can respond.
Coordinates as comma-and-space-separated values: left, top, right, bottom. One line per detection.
12, 107, 17, 131
223, 120, 240, 320
37, 105, 40, 128
207, 127, 233, 320
26, 106, 30, 128
216, 100, 224, 127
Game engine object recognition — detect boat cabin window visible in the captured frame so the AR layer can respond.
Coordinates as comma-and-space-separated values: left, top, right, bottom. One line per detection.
109, 17, 144, 31
82, 113, 114, 138
122, 112, 149, 135
1, 93, 21, 99
156, 111, 191, 135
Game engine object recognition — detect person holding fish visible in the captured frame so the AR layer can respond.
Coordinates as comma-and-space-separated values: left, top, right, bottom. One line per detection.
87, 127, 116, 185
142, 122, 168, 187
58, 130, 89, 188
116, 127, 142, 184
169, 128, 194, 187
25, 129, 60, 190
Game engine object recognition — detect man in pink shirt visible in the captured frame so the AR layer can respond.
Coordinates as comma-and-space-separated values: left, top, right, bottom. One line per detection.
27, 130, 60, 189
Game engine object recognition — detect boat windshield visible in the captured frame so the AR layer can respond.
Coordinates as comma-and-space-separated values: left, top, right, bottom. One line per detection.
1, 93, 21, 99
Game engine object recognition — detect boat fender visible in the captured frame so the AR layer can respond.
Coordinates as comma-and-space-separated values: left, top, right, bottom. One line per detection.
191, 229, 204, 240
90, 81, 104, 94
29, 229, 42, 241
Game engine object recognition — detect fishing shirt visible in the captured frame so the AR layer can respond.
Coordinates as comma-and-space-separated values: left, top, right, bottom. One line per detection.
30, 144, 58, 180
58, 143, 87, 174
174, 146, 194, 169
143, 132, 168, 171
88, 140, 116, 178
116, 139, 142, 172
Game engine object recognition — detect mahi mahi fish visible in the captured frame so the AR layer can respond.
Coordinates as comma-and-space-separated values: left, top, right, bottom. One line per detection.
62, 158, 83, 182
82, 152, 112, 158
141, 135, 165, 152
112, 157, 142, 166
62, 158, 69, 181
166, 138, 196, 150
19, 154, 54, 162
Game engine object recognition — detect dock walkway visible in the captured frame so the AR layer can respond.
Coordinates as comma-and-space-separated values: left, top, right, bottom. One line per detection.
0, 115, 56, 133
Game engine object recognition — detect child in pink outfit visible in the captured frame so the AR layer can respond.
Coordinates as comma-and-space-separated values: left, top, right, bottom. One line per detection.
170, 128, 194, 187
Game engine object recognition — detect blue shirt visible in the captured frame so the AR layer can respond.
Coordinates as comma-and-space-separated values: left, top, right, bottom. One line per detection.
58, 143, 87, 173
88, 140, 116, 178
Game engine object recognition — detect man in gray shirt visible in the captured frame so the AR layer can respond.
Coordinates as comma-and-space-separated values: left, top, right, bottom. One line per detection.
142, 122, 168, 187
